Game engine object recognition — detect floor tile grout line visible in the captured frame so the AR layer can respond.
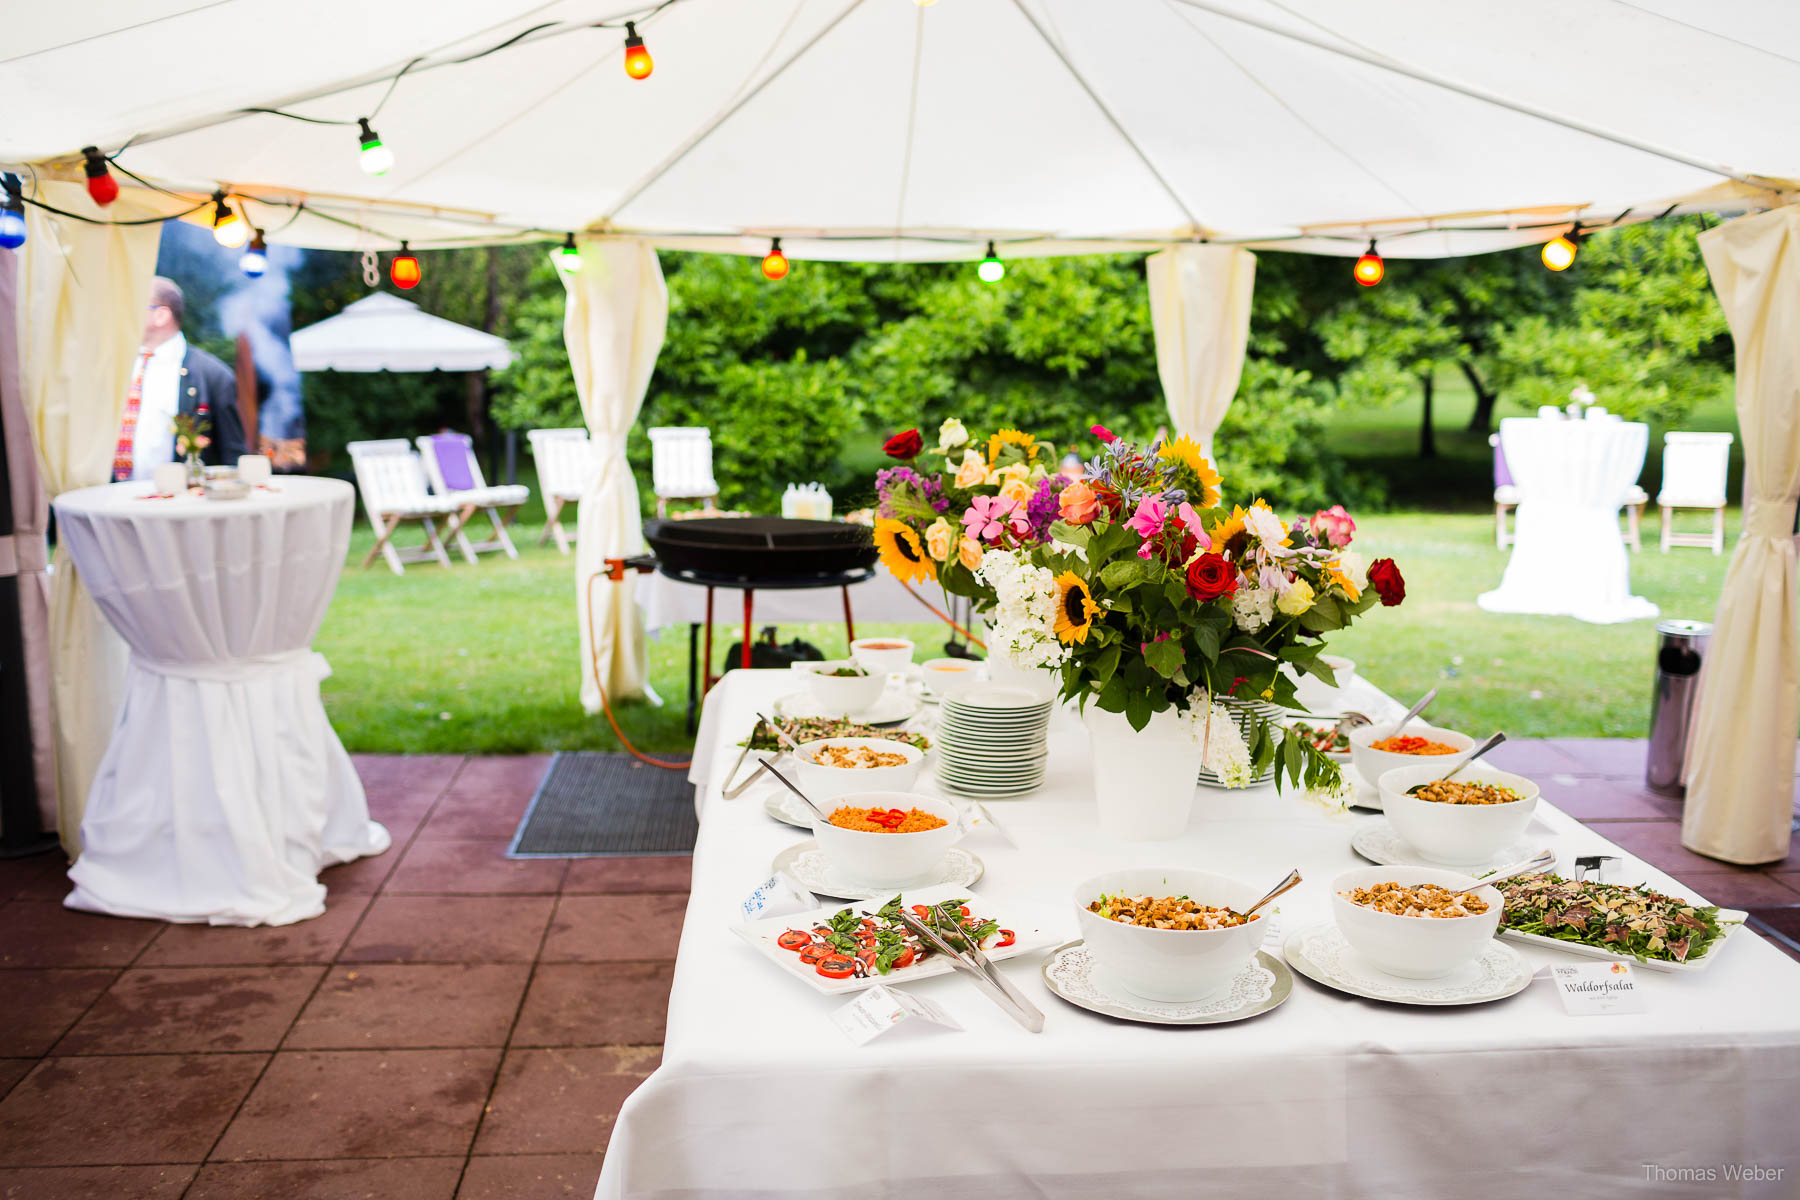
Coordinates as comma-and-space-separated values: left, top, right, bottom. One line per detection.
452, 873, 567, 1194
174, 755, 473, 1198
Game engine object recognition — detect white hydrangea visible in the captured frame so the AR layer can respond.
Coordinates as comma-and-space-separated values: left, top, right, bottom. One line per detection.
1230, 584, 1276, 633
976, 550, 1067, 670
1304, 771, 1354, 819
1197, 699, 1254, 788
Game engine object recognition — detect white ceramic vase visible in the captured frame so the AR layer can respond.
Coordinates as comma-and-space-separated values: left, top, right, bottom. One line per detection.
1082, 704, 1205, 841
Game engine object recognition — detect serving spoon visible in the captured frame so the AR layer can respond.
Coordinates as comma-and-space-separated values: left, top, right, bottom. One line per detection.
1234, 868, 1304, 921
1389, 686, 1439, 738
1406, 731, 1507, 795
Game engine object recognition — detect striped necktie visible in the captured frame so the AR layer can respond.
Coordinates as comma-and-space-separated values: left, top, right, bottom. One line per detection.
112, 349, 153, 483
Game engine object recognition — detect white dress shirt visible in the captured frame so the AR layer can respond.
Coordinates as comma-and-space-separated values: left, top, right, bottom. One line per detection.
128, 333, 186, 481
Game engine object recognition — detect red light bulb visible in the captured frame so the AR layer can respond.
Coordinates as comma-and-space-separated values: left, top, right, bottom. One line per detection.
391, 243, 421, 290
81, 146, 118, 207
623, 21, 653, 80
760, 238, 789, 281
1353, 240, 1384, 288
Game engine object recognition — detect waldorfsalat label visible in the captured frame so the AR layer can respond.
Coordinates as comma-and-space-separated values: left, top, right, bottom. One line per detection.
1551, 961, 1647, 1015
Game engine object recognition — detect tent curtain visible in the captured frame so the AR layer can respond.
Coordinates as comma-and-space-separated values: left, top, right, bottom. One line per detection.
1146, 244, 1256, 459
0, 247, 56, 839
19, 180, 161, 857
564, 238, 667, 711
1682, 205, 1800, 865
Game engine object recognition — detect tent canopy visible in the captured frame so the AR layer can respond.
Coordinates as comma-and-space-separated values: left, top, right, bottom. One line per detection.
5, 1, 1799, 261
289, 292, 514, 373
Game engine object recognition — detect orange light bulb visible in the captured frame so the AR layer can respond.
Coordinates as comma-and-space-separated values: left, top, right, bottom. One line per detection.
760, 238, 789, 281
1353, 240, 1384, 288
390, 242, 421, 290
623, 21, 653, 80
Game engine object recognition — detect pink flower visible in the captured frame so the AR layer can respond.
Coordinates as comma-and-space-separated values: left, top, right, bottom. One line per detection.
1309, 504, 1356, 549
1125, 497, 1167, 541
1091, 424, 1118, 443
961, 495, 1029, 544
1058, 480, 1100, 525
1176, 503, 1211, 551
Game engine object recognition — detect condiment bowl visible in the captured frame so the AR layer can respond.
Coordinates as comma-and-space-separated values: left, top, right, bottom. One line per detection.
1072, 868, 1265, 1002
797, 660, 886, 715
850, 637, 915, 675
920, 657, 985, 699
1331, 865, 1502, 978
811, 789, 961, 887
1377, 762, 1540, 866
1348, 721, 1475, 788
792, 736, 925, 802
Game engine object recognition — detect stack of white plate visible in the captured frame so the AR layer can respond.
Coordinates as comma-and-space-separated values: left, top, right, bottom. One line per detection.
934, 685, 1054, 798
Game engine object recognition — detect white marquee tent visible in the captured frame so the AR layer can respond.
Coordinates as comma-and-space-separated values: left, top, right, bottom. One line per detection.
291, 292, 515, 373
5, 0, 1800, 864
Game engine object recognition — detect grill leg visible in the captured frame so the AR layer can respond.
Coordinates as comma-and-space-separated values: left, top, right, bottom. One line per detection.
703, 586, 716, 692
841, 585, 856, 651
686, 622, 699, 734
741, 589, 755, 670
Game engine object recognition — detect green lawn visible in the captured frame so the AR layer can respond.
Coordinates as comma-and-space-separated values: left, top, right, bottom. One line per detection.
317, 505, 1733, 754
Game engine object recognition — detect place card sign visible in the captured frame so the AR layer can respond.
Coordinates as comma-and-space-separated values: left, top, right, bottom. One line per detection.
1550, 961, 1647, 1015
739, 872, 819, 923
831, 983, 963, 1045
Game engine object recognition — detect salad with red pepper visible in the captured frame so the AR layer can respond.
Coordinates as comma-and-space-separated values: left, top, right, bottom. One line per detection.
775, 894, 1014, 980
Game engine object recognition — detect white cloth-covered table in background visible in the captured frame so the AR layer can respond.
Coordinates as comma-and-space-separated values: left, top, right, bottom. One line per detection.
53, 477, 387, 926
1479, 416, 1659, 623
636, 561, 933, 635
596, 671, 1800, 1199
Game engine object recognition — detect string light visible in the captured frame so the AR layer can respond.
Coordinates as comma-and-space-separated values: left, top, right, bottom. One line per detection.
977, 240, 1004, 283
1541, 225, 1580, 271
623, 21, 654, 80
240, 230, 268, 278
760, 237, 789, 281
914, 0, 940, 6
390, 241, 421, 289
211, 191, 248, 248
357, 118, 394, 176
0, 176, 25, 250
1353, 239, 1384, 287
554, 233, 583, 273
81, 146, 118, 207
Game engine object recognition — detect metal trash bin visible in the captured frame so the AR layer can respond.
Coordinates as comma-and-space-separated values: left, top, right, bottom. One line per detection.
1646, 619, 1711, 797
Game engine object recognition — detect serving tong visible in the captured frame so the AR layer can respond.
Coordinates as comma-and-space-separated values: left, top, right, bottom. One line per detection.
892, 905, 1045, 1033
721, 714, 810, 800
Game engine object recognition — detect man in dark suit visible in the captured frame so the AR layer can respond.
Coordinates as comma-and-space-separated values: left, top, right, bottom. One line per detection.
113, 277, 247, 481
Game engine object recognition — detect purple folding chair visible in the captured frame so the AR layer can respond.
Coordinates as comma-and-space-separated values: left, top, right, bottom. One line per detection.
1490, 432, 1521, 549
415, 432, 531, 563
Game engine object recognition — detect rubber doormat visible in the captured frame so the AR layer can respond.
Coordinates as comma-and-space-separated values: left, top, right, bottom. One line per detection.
507, 751, 698, 857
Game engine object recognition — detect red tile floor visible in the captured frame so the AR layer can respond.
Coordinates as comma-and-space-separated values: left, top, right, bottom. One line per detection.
1, 743, 1797, 1198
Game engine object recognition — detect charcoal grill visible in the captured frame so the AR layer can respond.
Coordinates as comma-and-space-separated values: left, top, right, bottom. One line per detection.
612, 516, 879, 728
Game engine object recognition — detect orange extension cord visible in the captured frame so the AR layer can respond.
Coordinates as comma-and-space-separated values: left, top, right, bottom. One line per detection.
898, 580, 987, 650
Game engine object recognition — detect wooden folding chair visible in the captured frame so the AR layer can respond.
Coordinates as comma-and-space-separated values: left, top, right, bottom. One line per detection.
346, 439, 464, 575
416, 432, 531, 563
526, 427, 592, 555
648, 426, 719, 517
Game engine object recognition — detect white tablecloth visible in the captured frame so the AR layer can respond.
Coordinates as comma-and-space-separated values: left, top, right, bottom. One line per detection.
637, 563, 938, 635
598, 670, 1800, 1199
53, 478, 388, 926
1479, 417, 1659, 623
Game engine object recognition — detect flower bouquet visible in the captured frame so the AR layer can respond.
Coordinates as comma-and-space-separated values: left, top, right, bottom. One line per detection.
171, 411, 212, 487
1028, 425, 1403, 837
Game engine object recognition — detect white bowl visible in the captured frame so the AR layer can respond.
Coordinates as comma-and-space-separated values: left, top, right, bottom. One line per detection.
792, 736, 926, 801
1376, 762, 1541, 866
850, 637, 915, 675
810, 789, 962, 887
1347, 721, 1475, 789
1072, 868, 1265, 1002
920, 657, 985, 699
1331, 865, 1502, 978
1318, 654, 1356, 689
797, 661, 886, 715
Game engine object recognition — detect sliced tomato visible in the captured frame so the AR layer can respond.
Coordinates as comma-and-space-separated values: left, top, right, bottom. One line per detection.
816, 955, 856, 979
776, 930, 812, 952
911, 905, 932, 917
892, 946, 916, 969
993, 929, 1016, 948
798, 944, 829, 965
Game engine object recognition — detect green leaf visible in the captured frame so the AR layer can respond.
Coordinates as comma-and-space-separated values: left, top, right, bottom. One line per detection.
1143, 637, 1185, 679
1099, 558, 1153, 592
1048, 520, 1091, 548
1125, 687, 1153, 731
1092, 643, 1122, 686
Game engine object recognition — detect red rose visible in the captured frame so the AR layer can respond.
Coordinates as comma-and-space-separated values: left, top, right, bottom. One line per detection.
883, 429, 923, 459
1368, 557, 1405, 606
1185, 552, 1239, 603
1090, 423, 1117, 443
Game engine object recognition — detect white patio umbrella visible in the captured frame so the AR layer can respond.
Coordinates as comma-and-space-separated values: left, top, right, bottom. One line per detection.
290, 293, 514, 373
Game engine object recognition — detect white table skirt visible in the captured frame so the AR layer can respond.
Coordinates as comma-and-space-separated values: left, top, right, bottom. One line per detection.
53, 477, 387, 926
597, 670, 1800, 1199
1479, 416, 1659, 623
637, 563, 940, 635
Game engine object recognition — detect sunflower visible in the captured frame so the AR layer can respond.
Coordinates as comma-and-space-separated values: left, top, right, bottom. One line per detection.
986, 427, 1038, 464
1052, 571, 1100, 643
874, 519, 936, 585
1156, 436, 1222, 507
1208, 506, 1250, 562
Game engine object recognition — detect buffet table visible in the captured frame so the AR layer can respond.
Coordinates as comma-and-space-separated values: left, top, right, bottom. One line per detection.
1478, 415, 1659, 623
53, 477, 387, 925
597, 670, 1800, 1199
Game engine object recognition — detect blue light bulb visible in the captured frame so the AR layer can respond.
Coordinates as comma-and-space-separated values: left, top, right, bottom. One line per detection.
0, 207, 24, 251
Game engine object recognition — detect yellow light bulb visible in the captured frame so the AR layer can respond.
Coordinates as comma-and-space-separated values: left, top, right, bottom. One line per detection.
212, 200, 247, 249
1541, 233, 1578, 271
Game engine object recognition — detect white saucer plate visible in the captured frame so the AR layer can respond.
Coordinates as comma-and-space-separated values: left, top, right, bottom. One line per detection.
1282, 921, 1532, 1006
1042, 940, 1293, 1025
1350, 819, 1543, 874
771, 840, 984, 900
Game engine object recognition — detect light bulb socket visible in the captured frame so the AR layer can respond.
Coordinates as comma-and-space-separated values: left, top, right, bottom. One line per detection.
211, 190, 233, 226
80, 146, 109, 180
248, 230, 267, 254
623, 20, 644, 50
983, 240, 998, 259
357, 118, 381, 150
2, 173, 22, 212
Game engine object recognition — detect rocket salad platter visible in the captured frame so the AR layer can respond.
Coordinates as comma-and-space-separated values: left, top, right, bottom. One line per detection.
731, 885, 1045, 995
1496, 874, 1747, 973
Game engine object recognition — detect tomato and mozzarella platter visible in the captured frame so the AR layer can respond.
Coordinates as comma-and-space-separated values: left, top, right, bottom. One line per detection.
776, 894, 1016, 981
